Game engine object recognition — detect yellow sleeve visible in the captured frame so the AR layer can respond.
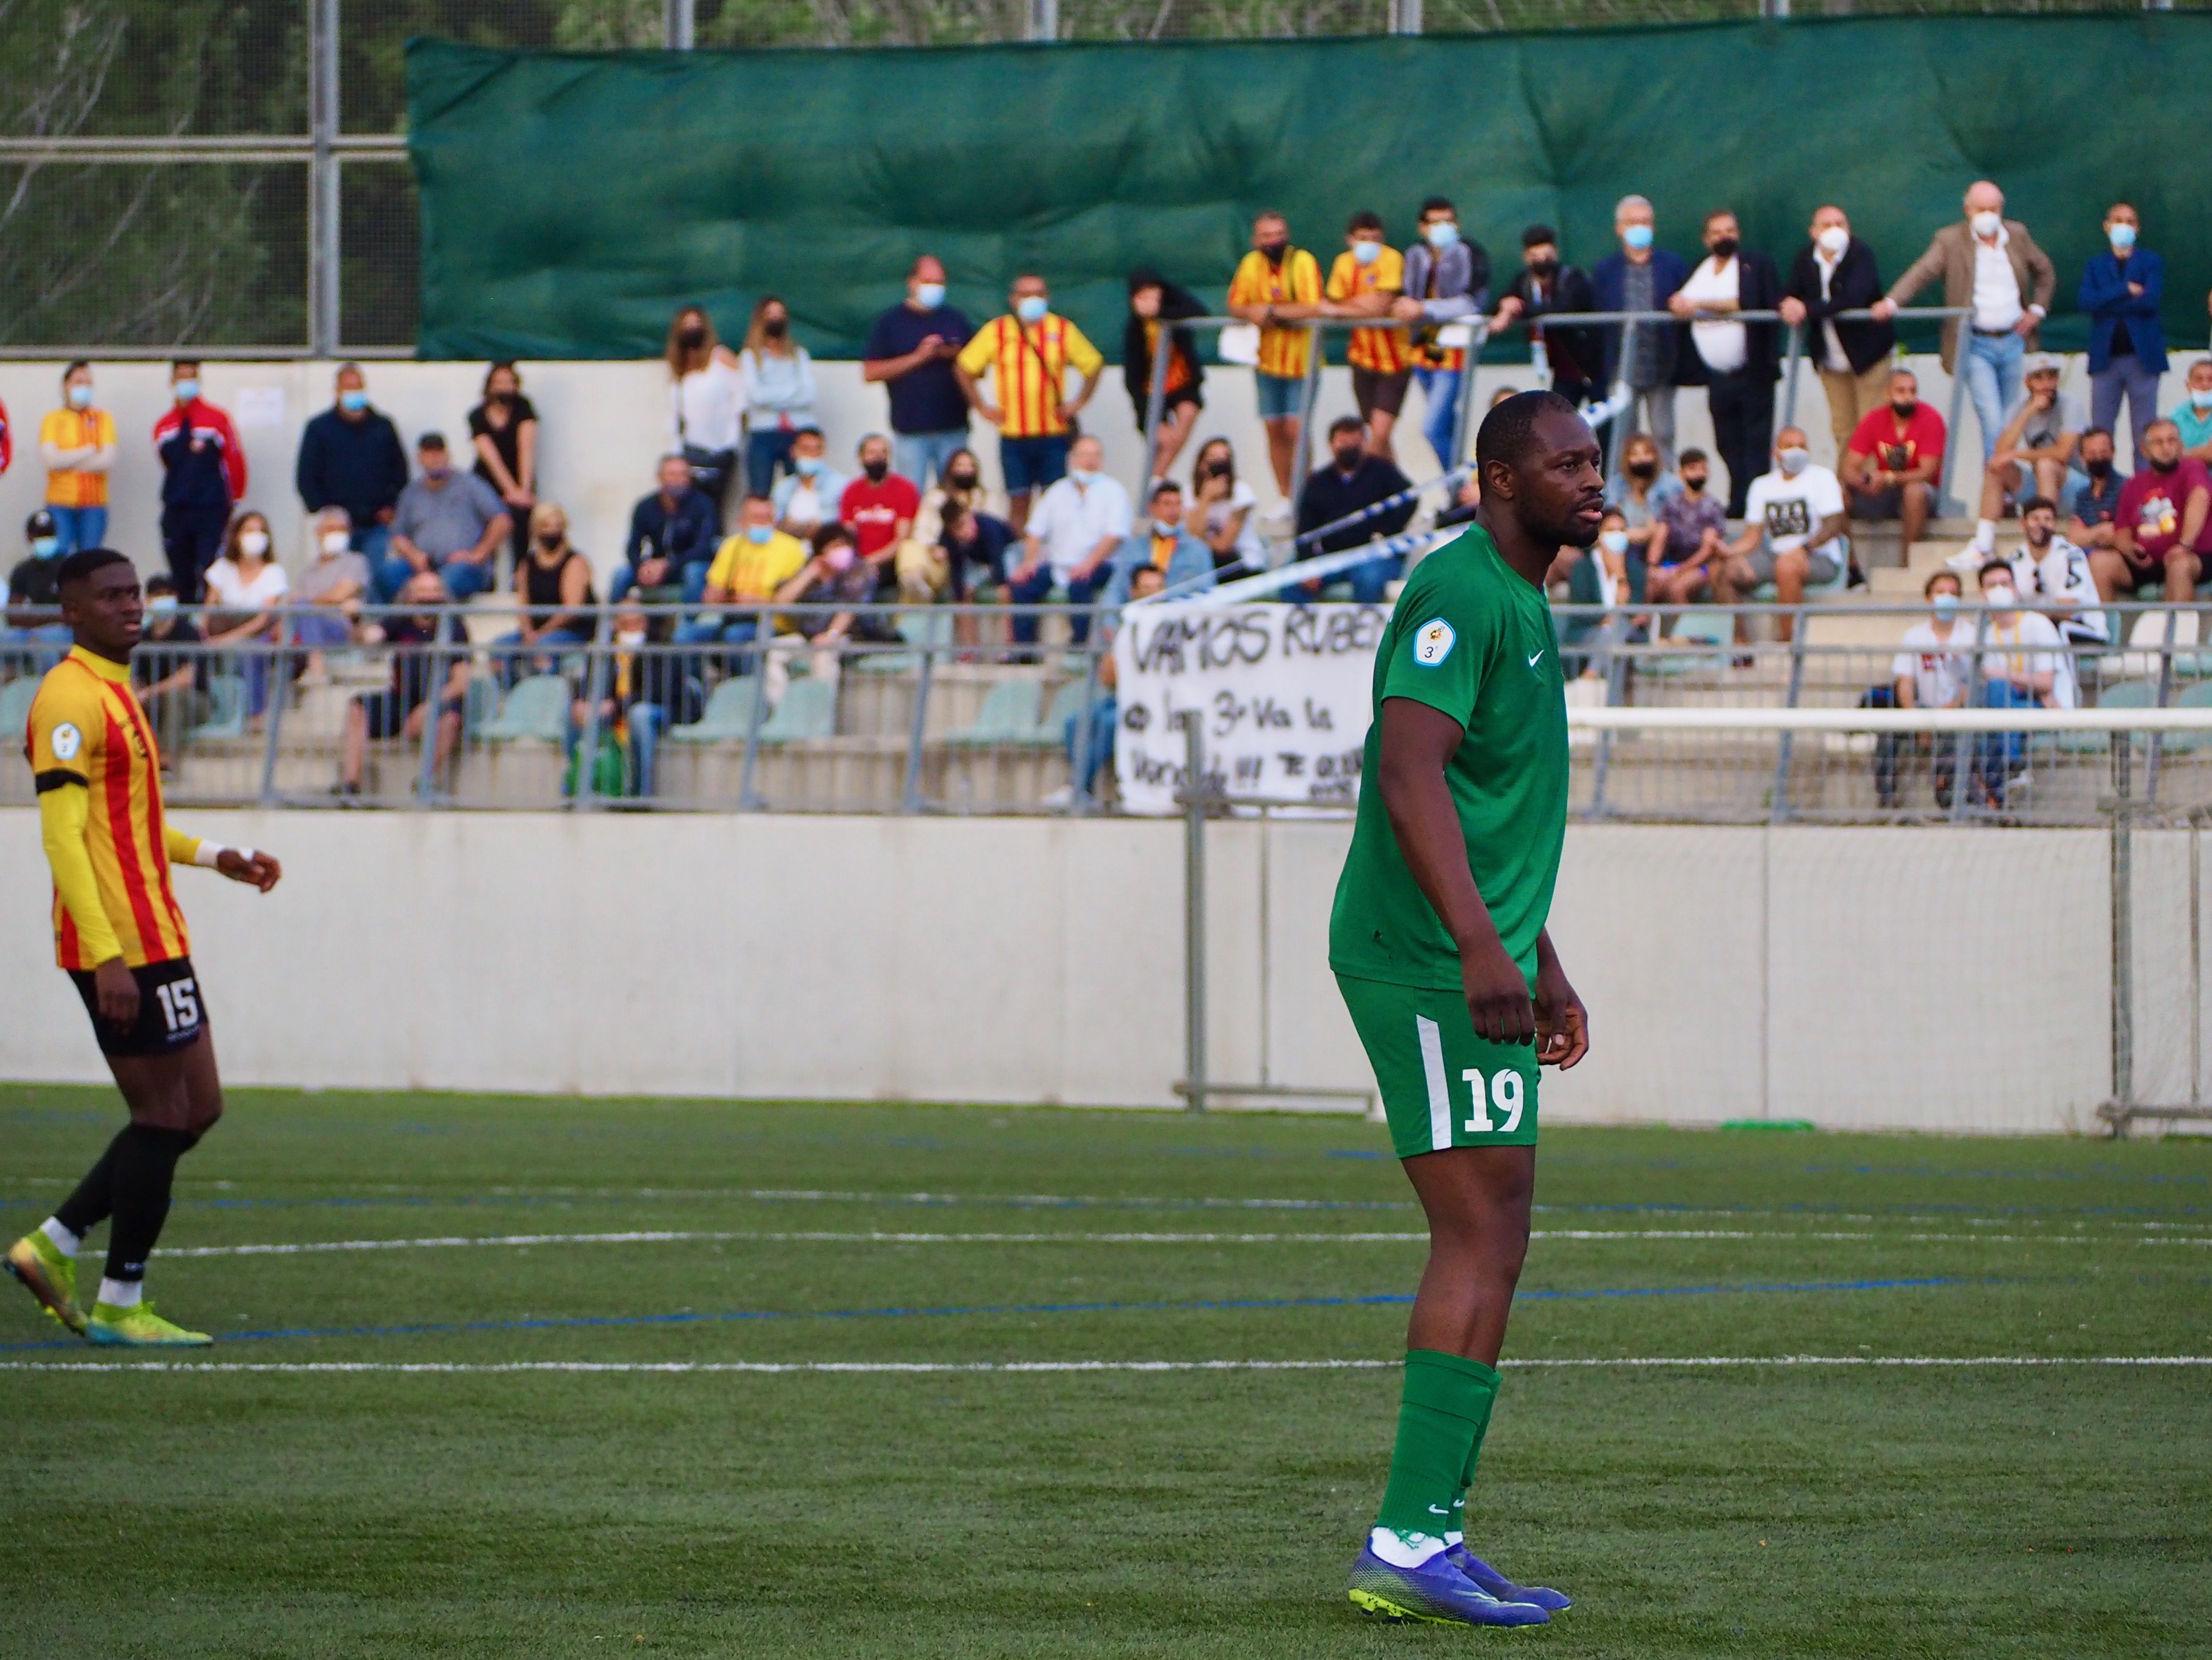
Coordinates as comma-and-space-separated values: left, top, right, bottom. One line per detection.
1226, 253, 1261, 308
1325, 253, 1352, 303
95, 411, 118, 447
39, 783, 123, 966
954, 324, 997, 378
1061, 320, 1103, 378
1376, 246, 1405, 293
164, 825, 205, 868
705, 535, 742, 592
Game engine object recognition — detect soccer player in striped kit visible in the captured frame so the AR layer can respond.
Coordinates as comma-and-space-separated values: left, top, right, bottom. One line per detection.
5, 549, 281, 1346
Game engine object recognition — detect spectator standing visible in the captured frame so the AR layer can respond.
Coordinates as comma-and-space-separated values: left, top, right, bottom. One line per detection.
862, 255, 976, 490
1971, 556, 2071, 810
1647, 448, 1730, 605
1967, 354, 2081, 560
2101, 418, 2208, 603
1876, 570, 1971, 810
1293, 415, 1415, 604
666, 304, 746, 519
5, 510, 71, 666
2171, 358, 2212, 466
1391, 197, 1489, 472
1103, 479, 1215, 607
1124, 268, 1207, 481
1324, 214, 1410, 461
1589, 195, 1688, 464
1714, 428, 1848, 643
38, 361, 118, 556
772, 428, 851, 541
2005, 495, 2106, 649
2078, 203, 2165, 456
132, 574, 212, 766
1007, 434, 1131, 646
1874, 180, 2054, 473
295, 363, 409, 567
2064, 428, 2127, 553
617, 454, 720, 605
1670, 210, 1781, 516
1842, 368, 1945, 556
496, 503, 596, 682
1228, 211, 1327, 498
384, 434, 510, 603
1191, 437, 1264, 573
1781, 206, 1895, 464
839, 433, 925, 595
467, 361, 538, 569
202, 510, 288, 719
337, 570, 469, 798
292, 507, 370, 675
739, 295, 818, 497
955, 274, 1102, 534
152, 359, 247, 604
1490, 225, 1602, 412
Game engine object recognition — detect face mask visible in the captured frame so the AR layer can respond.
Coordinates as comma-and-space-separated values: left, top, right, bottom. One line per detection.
946, 469, 978, 490
2025, 523, 2052, 548
2109, 223, 2138, 253
862, 458, 889, 482
1709, 236, 1739, 261
1627, 460, 1658, 481
2152, 453, 2179, 474
763, 317, 789, 338
173, 379, 200, 403
147, 594, 179, 617
1621, 224, 1654, 252
1015, 295, 1049, 324
677, 324, 708, 348
616, 629, 648, 648
1681, 473, 1706, 494
423, 461, 450, 480
67, 383, 92, 409
1599, 530, 1629, 555
315, 530, 350, 556
745, 523, 774, 545
490, 389, 516, 406
1777, 446, 1810, 476
2191, 389, 2212, 412
1891, 401, 1920, 420
1932, 592, 1961, 622
1425, 221, 1460, 250
1351, 239, 1382, 267
1817, 225, 1850, 256
537, 532, 564, 550
238, 530, 270, 558
2084, 457, 2112, 480
1069, 467, 1099, 486
1970, 210, 2002, 239
795, 454, 823, 476
339, 389, 367, 413
32, 535, 61, 559
915, 282, 946, 309
823, 544, 857, 573
1333, 447, 1363, 472
1985, 585, 2017, 608
1526, 256, 1558, 277
1257, 239, 1289, 266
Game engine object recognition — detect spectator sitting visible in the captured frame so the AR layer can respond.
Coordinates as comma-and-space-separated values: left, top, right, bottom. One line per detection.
1714, 427, 1848, 644
384, 432, 510, 604
861, 253, 975, 489
1434, 471, 1483, 530
154, 358, 247, 604
914, 446, 997, 547
292, 506, 371, 679
1647, 447, 1731, 606
5, 509, 71, 668
838, 432, 925, 596
2099, 418, 2208, 604
1842, 368, 1944, 556
1191, 437, 1263, 573
666, 304, 745, 517
1874, 570, 1971, 811
740, 294, 818, 496
1390, 197, 1490, 471
1589, 195, 1687, 464
1323, 214, 1409, 462
1104, 479, 1215, 607
763, 523, 897, 706
1008, 435, 1131, 646
1971, 556, 2071, 811
1046, 561, 1169, 811
1967, 354, 2081, 562
202, 510, 288, 720
2005, 495, 2106, 649
574, 600, 678, 799
1227, 210, 1327, 497
616, 453, 719, 604
940, 498, 1017, 604
468, 360, 538, 569
772, 427, 852, 540
1490, 225, 1602, 411
2079, 203, 2165, 456
295, 362, 409, 566
1294, 415, 1415, 604
1124, 267, 1207, 480
1616, 431, 1681, 571
1560, 507, 1641, 678
2064, 428, 2127, 553
1873, 179, 2054, 474
2171, 356, 2212, 466
338, 569, 469, 798
496, 503, 596, 684
955, 273, 1103, 533
680, 493, 808, 650
39, 361, 118, 556
1780, 205, 1895, 464
132, 575, 212, 768
1670, 208, 1781, 518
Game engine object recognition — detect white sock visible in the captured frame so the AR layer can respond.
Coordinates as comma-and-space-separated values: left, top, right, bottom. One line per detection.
1445, 1531, 1465, 1547
97, 1277, 142, 1309
40, 1218, 80, 1258
1974, 518, 1997, 551
1368, 1527, 1448, 1568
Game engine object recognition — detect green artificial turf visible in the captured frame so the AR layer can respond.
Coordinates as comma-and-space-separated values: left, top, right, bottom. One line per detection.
2, 1086, 2207, 1658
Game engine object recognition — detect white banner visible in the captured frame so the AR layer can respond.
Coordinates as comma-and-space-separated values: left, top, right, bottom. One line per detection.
1112, 601, 1386, 814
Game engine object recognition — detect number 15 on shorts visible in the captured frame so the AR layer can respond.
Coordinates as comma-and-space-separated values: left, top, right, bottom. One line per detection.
1461, 1067, 1524, 1134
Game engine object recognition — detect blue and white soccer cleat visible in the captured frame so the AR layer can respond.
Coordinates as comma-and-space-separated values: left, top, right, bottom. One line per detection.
1448, 1543, 1573, 1612
1347, 1543, 1551, 1626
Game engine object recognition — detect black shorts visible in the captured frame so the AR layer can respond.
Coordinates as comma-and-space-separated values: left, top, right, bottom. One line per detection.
1352, 366, 1412, 418
69, 956, 207, 1058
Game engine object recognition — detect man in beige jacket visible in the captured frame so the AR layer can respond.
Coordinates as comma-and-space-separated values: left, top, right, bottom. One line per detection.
1874, 181, 2055, 477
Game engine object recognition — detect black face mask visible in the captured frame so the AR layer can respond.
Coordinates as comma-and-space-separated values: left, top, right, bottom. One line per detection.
2084, 457, 2113, 480
1525, 257, 1558, 278
677, 324, 707, 349
536, 532, 562, 550
1627, 460, 1658, 481
2152, 454, 2179, 475
1709, 236, 1740, 261
1891, 401, 1919, 420
1259, 240, 1289, 266
862, 458, 889, 483
1332, 446, 1363, 472
1204, 461, 1231, 479
946, 470, 979, 490
763, 317, 789, 339
1681, 472, 1707, 493
490, 390, 515, 406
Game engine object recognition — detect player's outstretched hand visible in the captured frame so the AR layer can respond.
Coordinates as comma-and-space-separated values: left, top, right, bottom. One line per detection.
1534, 957, 1589, 1071
1461, 938, 1536, 1048
217, 848, 282, 893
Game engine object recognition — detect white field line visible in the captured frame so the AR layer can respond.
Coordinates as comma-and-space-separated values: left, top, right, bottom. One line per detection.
3, 1356, 2207, 1376
150, 1226, 2212, 1260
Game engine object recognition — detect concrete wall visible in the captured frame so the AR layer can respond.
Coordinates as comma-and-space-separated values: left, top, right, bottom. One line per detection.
2, 809, 2180, 1134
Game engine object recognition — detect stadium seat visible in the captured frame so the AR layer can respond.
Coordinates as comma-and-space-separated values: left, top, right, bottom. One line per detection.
1032, 678, 1092, 746
476, 674, 571, 742
1645, 608, 1733, 675
187, 674, 246, 741
757, 677, 836, 741
2157, 679, 2212, 755
669, 678, 759, 743
947, 678, 1042, 744
2056, 678, 2156, 755
0, 676, 37, 744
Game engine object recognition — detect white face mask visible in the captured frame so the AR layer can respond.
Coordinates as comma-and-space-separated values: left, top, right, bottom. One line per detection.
1985, 585, 2018, 608
1970, 210, 2003, 239
1598, 530, 1629, 555
1816, 225, 1849, 256
616, 629, 648, 648
239, 529, 270, 558
321, 529, 352, 556
2190, 387, 2212, 412
1777, 447, 1810, 477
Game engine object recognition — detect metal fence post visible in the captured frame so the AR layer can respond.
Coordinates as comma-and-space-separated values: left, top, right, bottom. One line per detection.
1026, 0, 1058, 41
1182, 714, 1207, 1113
1070, 640, 1102, 810
573, 609, 611, 810
1779, 321, 1804, 437
738, 625, 771, 810
1603, 315, 1638, 498
1449, 321, 1488, 469
2110, 728, 2135, 1122
1286, 322, 1324, 518
901, 640, 934, 813
1140, 322, 1173, 492
664, 0, 695, 48
307, 0, 340, 358
1937, 337, 1972, 519
257, 629, 288, 807
1769, 613, 1808, 823
1390, 0, 1424, 31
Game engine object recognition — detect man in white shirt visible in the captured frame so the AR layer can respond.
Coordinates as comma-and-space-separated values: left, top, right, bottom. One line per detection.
771, 427, 851, 539
1970, 354, 2084, 558
1007, 435, 1130, 648
1713, 427, 1848, 643
1877, 568, 1973, 809
1972, 555, 2071, 810
2005, 495, 2106, 647
1668, 209, 1781, 517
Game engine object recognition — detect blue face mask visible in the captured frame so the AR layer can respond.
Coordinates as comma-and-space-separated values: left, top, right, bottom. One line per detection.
1352, 238, 1383, 266
1932, 592, 1961, 622
1622, 223, 1655, 252
795, 454, 823, 476
32, 536, 61, 559
2109, 222, 2138, 253
173, 379, 200, 403
746, 523, 773, 545
916, 282, 947, 309
1599, 530, 1629, 555
147, 594, 180, 617
339, 389, 368, 413
1069, 468, 1098, 487
1015, 295, 1050, 324
67, 382, 92, 410
1424, 221, 1459, 250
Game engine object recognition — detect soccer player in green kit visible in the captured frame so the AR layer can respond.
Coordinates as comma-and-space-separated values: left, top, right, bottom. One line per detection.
1332, 390, 1601, 1627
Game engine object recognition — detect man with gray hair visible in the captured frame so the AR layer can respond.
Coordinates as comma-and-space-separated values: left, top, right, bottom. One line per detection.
1589, 194, 1689, 465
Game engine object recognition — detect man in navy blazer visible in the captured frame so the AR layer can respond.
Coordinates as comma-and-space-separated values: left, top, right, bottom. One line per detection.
1590, 194, 1690, 464
2079, 202, 2166, 455
1782, 205, 1897, 463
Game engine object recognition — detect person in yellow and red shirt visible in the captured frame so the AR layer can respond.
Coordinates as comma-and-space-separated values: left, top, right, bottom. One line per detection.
1326, 211, 1413, 462
954, 274, 1104, 535
1227, 210, 1326, 499
5, 549, 282, 1349
38, 361, 119, 556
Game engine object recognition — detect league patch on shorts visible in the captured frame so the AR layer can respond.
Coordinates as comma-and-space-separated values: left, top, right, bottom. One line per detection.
1411, 618, 1455, 667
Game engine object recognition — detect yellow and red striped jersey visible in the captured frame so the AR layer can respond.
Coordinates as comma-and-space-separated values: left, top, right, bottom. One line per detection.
1228, 249, 1324, 380
1327, 246, 1411, 375
955, 314, 1103, 439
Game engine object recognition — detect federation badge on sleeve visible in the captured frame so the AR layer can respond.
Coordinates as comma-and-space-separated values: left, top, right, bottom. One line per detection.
1411, 618, 1455, 667
50, 723, 82, 761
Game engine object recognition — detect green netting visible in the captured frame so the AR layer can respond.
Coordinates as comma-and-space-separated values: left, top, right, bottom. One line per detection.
408, 15, 2212, 361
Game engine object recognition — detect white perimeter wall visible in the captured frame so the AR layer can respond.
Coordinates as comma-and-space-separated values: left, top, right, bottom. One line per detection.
3, 809, 2186, 1135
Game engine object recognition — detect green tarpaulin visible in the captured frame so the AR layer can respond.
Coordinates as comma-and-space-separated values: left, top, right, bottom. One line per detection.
408, 16, 2212, 362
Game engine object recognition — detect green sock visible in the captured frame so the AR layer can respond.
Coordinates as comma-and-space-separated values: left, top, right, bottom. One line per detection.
1373, 1349, 1502, 1546
1450, 1366, 1501, 1539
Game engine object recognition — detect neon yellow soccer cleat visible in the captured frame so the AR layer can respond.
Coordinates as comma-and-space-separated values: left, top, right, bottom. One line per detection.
85, 1300, 211, 1347
6, 1233, 86, 1335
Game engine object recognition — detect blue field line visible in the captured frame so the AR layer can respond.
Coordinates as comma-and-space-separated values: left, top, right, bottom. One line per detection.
0, 1275, 1968, 1354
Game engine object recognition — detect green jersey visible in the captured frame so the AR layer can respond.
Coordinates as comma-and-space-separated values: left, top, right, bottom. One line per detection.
1328, 526, 1569, 993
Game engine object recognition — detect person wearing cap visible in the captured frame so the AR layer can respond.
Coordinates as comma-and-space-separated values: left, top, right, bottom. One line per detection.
1967, 354, 2083, 562
5, 509, 73, 668
1490, 225, 1602, 413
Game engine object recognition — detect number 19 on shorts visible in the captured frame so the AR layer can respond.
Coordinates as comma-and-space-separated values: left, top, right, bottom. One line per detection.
1461, 1067, 1524, 1134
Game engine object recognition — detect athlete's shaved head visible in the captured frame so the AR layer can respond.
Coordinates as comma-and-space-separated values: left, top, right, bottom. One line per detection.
1474, 392, 1605, 559
1475, 391, 1580, 480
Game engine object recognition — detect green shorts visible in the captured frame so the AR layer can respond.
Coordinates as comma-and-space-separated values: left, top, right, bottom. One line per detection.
1335, 973, 1541, 1160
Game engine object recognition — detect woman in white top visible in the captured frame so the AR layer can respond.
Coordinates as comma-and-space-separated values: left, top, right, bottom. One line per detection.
666, 305, 746, 520
1191, 438, 1264, 573
739, 294, 818, 498
203, 510, 290, 721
